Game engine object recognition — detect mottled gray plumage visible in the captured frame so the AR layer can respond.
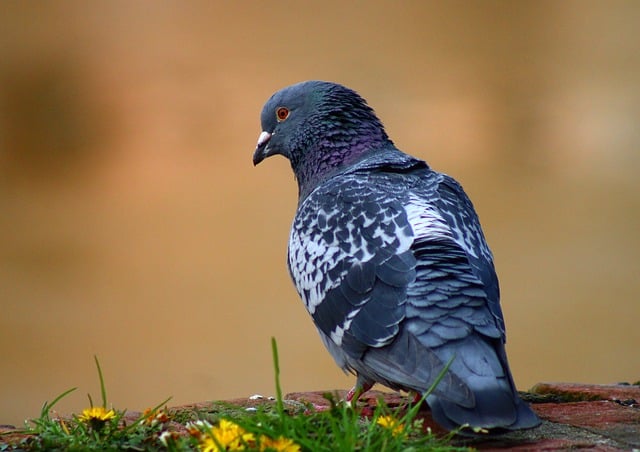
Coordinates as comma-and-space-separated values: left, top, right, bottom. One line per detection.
253, 81, 540, 433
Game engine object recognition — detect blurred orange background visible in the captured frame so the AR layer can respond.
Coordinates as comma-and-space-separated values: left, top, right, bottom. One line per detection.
1, 1, 639, 426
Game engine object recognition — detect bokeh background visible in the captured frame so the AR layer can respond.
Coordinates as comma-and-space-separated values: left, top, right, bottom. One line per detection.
1, 1, 639, 426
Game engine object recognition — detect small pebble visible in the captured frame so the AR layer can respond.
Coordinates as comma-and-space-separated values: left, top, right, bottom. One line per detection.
249, 394, 264, 400
245, 407, 258, 412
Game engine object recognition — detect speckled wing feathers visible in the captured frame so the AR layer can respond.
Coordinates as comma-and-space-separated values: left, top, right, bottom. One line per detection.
288, 175, 415, 353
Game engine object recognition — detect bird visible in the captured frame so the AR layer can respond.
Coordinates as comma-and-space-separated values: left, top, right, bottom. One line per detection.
252, 80, 540, 434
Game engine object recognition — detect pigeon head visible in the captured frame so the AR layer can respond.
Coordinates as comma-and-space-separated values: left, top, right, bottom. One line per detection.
253, 81, 391, 197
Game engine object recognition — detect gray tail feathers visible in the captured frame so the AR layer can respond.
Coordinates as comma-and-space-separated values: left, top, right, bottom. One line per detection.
427, 386, 540, 433
427, 337, 540, 433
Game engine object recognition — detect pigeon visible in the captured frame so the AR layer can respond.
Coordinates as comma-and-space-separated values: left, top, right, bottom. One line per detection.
252, 81, 540, 433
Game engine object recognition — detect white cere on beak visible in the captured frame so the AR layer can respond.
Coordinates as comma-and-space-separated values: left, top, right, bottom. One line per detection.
256, 131, 272, 149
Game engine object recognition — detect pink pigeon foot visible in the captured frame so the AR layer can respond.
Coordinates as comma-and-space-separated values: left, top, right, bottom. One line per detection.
345, 381, 374, 404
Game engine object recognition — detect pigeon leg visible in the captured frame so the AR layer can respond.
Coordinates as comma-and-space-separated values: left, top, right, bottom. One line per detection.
345, 376, 374, 405
410, 391, 431, 411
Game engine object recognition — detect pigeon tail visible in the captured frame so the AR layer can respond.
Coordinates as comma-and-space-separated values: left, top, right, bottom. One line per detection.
426, 336, 540, 433
428, 391, 540, 434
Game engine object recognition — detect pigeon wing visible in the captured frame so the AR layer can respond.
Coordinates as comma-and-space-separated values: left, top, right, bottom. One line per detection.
288, 175, 415, 356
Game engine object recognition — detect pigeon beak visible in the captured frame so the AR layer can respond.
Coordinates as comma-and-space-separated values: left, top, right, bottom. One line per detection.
252, 131, 272, 166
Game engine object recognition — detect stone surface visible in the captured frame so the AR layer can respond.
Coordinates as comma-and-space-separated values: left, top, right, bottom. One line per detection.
530, 384, 640, 450
1, 383, 639, 450
531, 382, 640, 403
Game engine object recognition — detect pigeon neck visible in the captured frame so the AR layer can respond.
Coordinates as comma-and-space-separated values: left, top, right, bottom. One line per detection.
294, 135, 391, 201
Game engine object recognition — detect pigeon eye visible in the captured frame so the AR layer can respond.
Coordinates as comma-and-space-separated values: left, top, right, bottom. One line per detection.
276, 107, 289, 122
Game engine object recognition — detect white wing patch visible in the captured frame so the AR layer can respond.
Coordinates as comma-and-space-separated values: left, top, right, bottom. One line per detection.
404, 194, 452, 243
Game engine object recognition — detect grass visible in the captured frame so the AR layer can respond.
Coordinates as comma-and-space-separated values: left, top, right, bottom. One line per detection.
0, 339, 470, 451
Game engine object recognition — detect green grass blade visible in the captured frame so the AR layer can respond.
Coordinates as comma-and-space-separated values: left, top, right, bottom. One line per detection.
94, 355, 108, 408
39, 387, 77, 419
271, 337, 285, 419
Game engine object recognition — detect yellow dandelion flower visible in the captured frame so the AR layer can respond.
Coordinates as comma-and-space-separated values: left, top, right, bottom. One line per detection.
78, 406, 116, 423
376, 415, 404, 437
199, 436, 220, 452
259, 435, 301, 452
199, 419, 255, 451
77, 406, 116, 431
